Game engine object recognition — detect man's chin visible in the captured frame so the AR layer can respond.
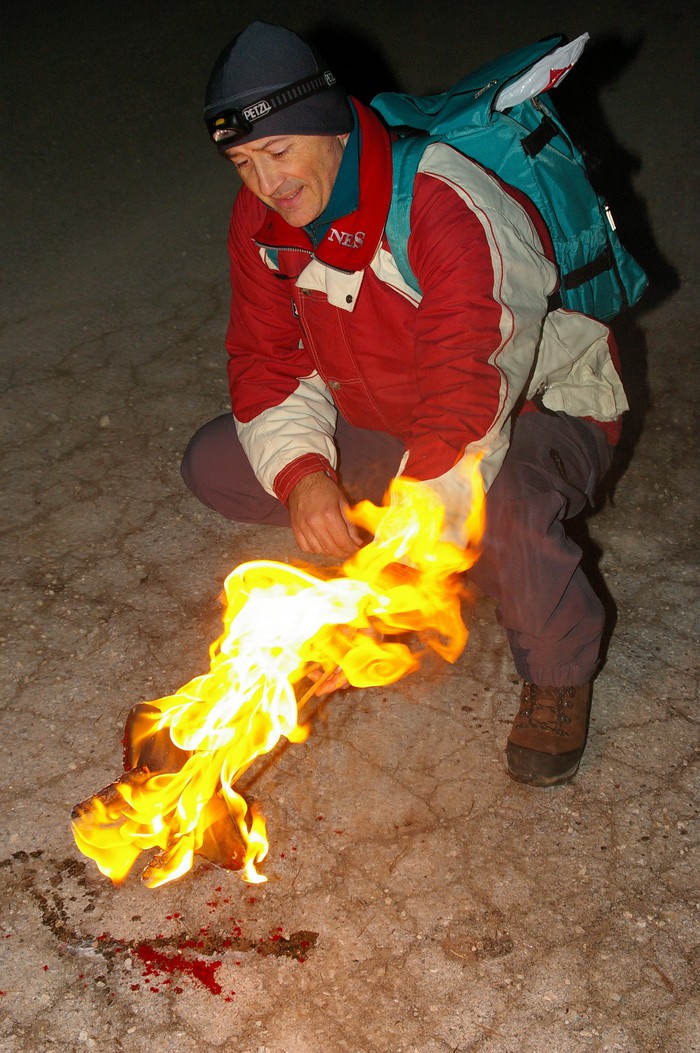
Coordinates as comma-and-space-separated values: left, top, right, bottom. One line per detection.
271, 209, 312, 228
275, 213, 308, 228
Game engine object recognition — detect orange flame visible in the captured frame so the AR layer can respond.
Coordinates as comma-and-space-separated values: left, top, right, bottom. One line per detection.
71, 462, 485, 888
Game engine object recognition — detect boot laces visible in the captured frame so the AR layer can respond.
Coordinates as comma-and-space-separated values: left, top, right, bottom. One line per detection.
516, 683, 576, 738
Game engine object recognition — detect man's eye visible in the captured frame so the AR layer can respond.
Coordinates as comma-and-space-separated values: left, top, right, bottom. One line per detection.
271, 149, 289, 159
234, 158, 251, 170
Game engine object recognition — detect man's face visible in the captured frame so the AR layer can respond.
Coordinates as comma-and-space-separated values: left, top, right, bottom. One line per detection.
224, 133, 348, 227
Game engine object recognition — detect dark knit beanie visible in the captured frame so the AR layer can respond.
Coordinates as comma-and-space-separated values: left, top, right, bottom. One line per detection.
204, 21, 353, 144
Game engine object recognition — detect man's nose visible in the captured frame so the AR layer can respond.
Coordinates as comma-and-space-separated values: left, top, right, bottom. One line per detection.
255, 157, 283, 197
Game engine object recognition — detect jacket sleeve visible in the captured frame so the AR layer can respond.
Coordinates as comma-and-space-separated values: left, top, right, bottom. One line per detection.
226, 189, 338, 502
401, 143, 559, 491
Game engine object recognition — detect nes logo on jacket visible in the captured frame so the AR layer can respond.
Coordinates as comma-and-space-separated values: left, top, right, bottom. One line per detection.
327, 227, 365, 249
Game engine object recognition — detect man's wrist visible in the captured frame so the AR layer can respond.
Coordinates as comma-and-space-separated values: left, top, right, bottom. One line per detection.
274, 454, 338, 504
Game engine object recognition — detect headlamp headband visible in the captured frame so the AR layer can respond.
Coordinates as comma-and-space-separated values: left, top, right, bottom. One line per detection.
206, 69, 338, 145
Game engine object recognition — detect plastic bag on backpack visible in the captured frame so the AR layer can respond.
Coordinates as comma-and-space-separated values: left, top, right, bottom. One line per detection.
494, 33, 589, 110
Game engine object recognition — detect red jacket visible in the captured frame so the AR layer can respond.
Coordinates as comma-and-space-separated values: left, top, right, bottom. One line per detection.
225, 100, 627, 504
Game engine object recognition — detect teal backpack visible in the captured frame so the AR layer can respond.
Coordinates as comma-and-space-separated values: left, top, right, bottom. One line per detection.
371, 34, 647, 322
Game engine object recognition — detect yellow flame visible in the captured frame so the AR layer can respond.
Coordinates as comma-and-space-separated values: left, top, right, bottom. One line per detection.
71, 466, 485, 888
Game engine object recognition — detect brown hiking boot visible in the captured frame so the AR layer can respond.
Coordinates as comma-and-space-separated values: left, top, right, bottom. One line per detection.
506, 681, 592, 786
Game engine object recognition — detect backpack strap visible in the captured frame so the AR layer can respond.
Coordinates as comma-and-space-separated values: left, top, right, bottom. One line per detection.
386, 132, 565, 316
380, 37, 569, 301
385, 135, 435, 296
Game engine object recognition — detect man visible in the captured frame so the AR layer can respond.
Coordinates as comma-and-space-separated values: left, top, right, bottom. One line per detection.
182, 21, 629, 787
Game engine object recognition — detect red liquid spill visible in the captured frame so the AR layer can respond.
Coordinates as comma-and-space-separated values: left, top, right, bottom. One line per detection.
135, 944, 223, 996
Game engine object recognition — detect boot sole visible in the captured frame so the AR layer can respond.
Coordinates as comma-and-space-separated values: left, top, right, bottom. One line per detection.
506, 762, 580, 787
506, 745, 583, 787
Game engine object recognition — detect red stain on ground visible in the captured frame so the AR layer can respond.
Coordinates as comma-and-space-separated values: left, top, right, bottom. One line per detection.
134, 944, 223, 996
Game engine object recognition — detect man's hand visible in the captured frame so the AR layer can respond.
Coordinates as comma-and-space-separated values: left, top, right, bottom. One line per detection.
288, 472, 363, 558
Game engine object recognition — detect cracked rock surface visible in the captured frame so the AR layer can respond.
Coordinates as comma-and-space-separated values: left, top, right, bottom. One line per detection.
1, 2, 697, 1051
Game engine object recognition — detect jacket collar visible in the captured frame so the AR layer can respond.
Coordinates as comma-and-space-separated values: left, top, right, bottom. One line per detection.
253, 99, 393, 273
303, 106, 360, 247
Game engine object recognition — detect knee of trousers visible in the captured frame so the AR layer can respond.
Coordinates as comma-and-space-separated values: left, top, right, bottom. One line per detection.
481, 485, 571, 560
474, 488, 604, 638
180, 416, 290, 526
472, 489, 580, 602
180, 424, 214, 503
180, 415, 242, 509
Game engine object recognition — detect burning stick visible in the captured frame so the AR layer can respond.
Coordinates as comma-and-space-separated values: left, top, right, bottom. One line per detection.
71, 467, 484, 889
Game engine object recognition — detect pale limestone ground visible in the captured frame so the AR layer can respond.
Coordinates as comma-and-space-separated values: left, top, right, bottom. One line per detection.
1, 2, 697, 1052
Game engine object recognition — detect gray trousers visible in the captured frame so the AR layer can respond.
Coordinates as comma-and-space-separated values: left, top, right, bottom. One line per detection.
181, 411, 612, 688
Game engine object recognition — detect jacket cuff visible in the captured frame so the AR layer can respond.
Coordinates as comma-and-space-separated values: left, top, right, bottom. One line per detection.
273, 454, 338, 504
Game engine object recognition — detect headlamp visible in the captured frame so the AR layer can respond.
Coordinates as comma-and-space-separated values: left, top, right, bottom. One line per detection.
206, 70, 338, 145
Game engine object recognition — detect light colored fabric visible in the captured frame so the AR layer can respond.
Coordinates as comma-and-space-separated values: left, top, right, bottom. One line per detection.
527, 310, 629, 421
294, 258, 365, 311
234, 370, 338, 497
